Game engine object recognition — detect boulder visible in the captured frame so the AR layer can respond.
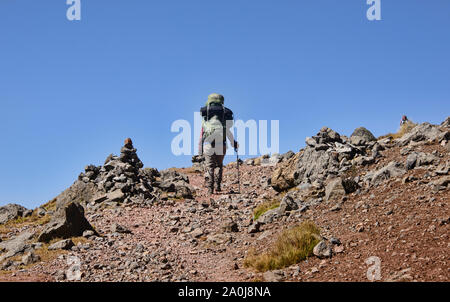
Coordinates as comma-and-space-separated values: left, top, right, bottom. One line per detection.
21, 251, 40, 266
325, 178, 359, 202
341, 178, 360, 194
350, 127, 376, 145
432, 175, 450, 188
325, 179, 346, 202
37, 202, 97, 243
54, 180, 100, 211
313, 240, 333, 259
280, 151, 295, 162
278, 195, 299, 214
243, 158, 255, 166
260, 153, 282, 166
271, 152, 301, 192
158, 170, 194, 199
364, 161, 406, 185
396, 123, 444, 146
105, 190, 125, 203
271, 127, 362, 192
256, 208, 280, 225
0, 204, 28, 224
406, 153, 418, 170
48, 239, 74, 250
406, 152, 439, 170
0, 231, 35, 262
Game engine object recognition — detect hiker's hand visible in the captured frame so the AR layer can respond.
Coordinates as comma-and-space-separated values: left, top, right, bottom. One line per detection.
234, 141, 239, 151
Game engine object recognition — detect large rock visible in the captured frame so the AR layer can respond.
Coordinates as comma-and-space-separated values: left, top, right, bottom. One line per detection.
158, 170, 194, 199
396, 123, 447, 146
364, 161, 406, 185
325, 179, 345, 202
325, 177, 359, 202
0, 204, 28, 224
278, 195, 299, 214
37, 202, 97, 243
260, 153, 282, 166
350, 127, 376, 145
406, 152, 439, 170
54, 180, 100, 211
431, 175, 450, 188
271, 152, 301, 192
0, 231, 35, 262
21, 251, 40, 266
271, 127, 362, 192
48, 239, 74, 250
256, 208, 280, 225
313, 240, 333, 259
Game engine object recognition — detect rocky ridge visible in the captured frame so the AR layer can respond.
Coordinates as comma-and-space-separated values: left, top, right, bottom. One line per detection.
0, 118, 448, 282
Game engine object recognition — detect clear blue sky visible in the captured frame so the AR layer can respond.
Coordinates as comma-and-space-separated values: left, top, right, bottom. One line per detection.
1, 1, 449, 208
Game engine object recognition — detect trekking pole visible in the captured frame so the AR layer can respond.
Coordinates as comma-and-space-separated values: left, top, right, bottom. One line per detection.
236, 148, 240, 194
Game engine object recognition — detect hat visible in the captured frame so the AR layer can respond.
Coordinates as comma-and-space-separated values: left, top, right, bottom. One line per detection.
206, 93, 224, 106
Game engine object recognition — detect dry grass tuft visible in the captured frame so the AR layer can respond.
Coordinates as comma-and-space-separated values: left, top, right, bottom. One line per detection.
244, 221, 320, 272
0, 213, 50, 237
379, 121, 417, 140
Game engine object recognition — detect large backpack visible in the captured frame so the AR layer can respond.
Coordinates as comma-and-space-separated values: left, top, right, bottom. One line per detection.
200, 102, 234, 144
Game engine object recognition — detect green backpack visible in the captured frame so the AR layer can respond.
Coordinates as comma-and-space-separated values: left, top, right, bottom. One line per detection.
201, 94, 233, 143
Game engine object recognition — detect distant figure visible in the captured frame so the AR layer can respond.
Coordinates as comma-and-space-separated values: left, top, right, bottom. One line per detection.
400, 115, 409, 126
199, 93, 239, 195
124, 137, 133, 147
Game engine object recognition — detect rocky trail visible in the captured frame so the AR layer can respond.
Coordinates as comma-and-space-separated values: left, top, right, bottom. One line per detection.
0, 118, 449, 282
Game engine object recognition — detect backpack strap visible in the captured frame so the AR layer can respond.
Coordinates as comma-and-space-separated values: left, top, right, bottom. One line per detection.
222, 104, 226, 144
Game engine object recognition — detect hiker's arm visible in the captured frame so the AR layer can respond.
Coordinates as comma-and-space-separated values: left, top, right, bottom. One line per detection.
226, 128, 239, 150
198, 127, 204, 155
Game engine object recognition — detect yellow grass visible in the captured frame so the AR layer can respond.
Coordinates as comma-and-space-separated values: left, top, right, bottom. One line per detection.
244, 221, 321, 272
379, 121, 417, 140
253, 199, 280, 221
0, 213, 50, 237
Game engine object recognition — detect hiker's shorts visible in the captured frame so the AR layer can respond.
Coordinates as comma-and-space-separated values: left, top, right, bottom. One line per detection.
203, 143, 227, 188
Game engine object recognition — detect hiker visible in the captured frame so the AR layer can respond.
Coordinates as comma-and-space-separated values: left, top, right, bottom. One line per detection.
400, 115, 409, 126
199, 93, 239, 194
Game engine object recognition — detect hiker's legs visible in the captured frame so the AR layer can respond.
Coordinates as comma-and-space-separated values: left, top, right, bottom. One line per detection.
214, 145, 227, 191
204, 144, 216, 193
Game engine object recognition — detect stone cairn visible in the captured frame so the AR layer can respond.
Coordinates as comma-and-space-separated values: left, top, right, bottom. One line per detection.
78, 138, 159, 203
